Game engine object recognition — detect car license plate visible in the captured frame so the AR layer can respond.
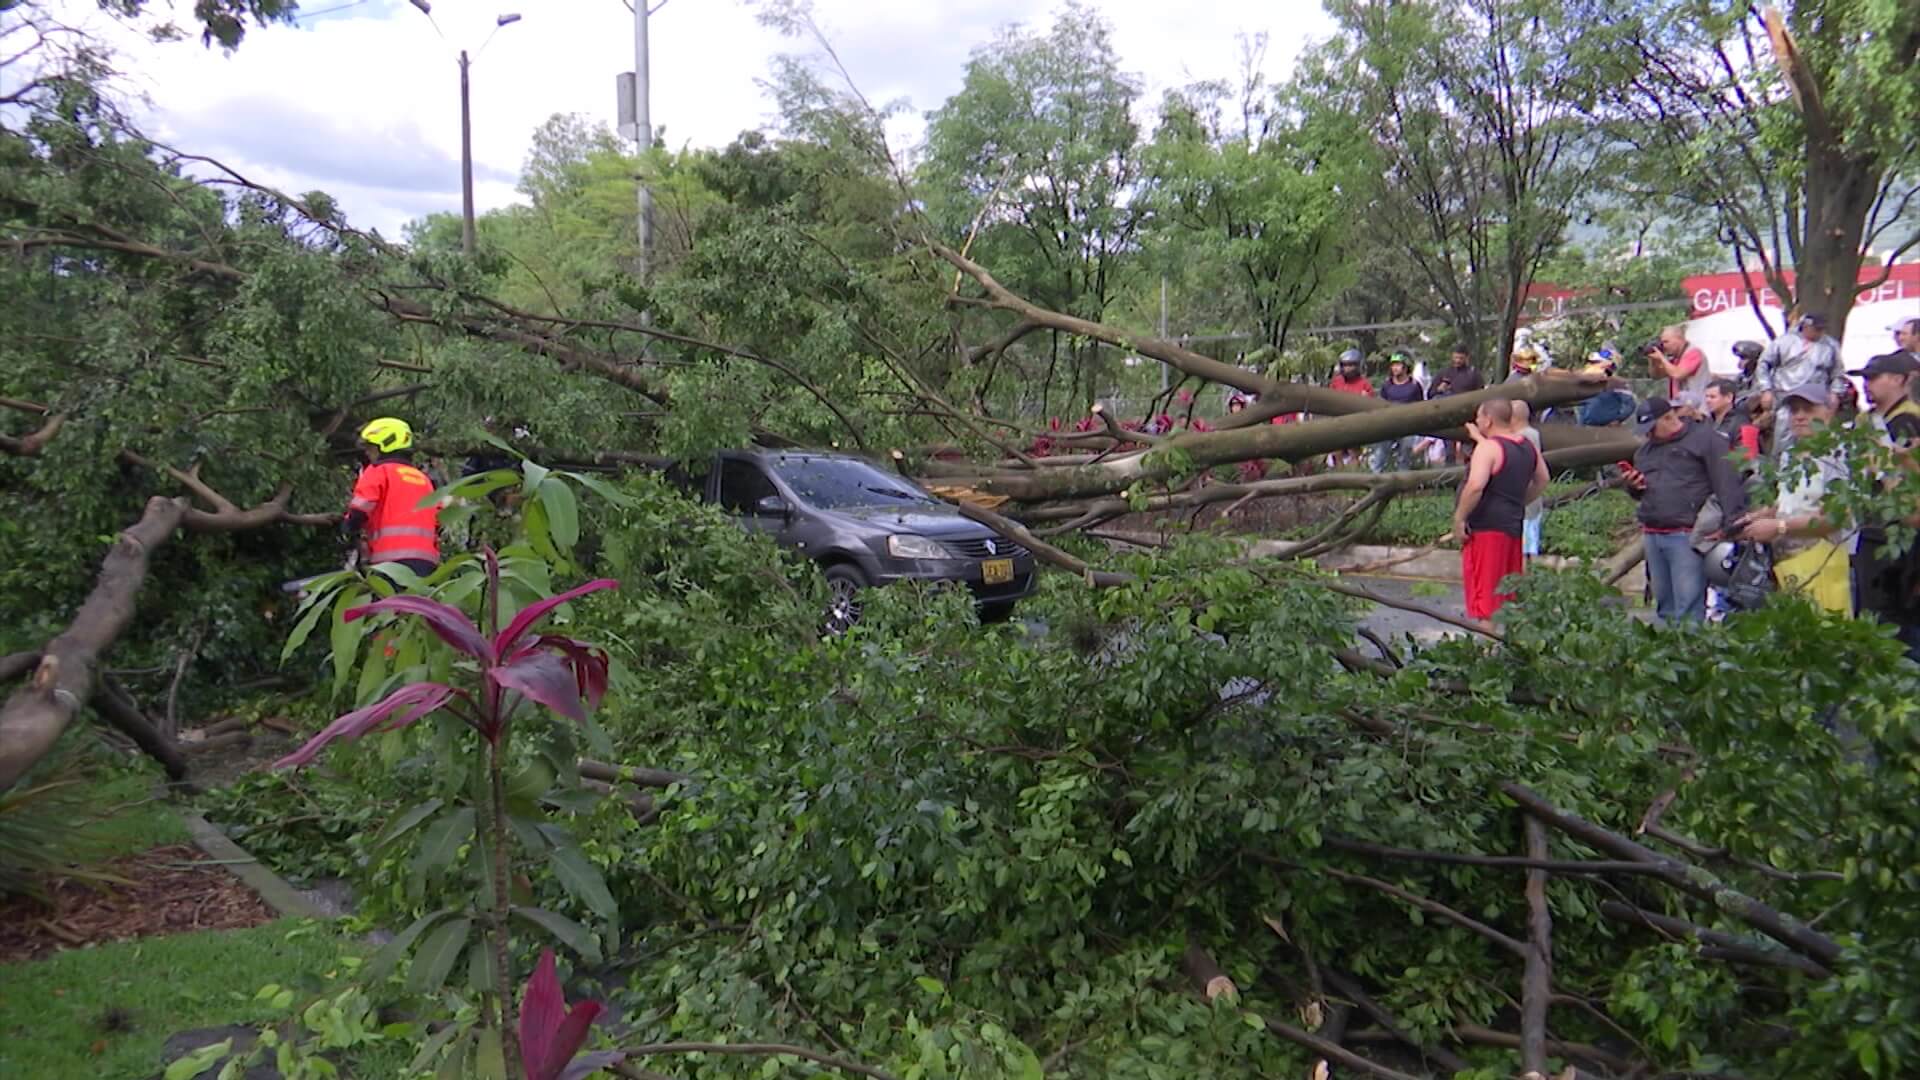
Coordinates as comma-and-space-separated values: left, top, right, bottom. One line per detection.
982, 558, 1014, 585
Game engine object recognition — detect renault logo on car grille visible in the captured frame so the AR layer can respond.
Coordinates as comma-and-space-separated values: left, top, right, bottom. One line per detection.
985, 539, 997, 555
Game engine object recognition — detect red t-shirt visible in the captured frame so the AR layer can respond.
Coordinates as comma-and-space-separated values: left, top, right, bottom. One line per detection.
1666, 346, 1707, 401
1330, 375, 1374, 397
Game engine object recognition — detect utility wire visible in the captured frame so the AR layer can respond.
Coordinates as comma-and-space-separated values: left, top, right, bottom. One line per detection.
292, 0, 370, 21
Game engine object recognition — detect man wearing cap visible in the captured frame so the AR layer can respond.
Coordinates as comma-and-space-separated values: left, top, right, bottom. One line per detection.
1851, 352, 1920, 654
1756, 313, 1846, 451
1620, 396, 1749, 623
1370, 354, 1426, 473
1575, 348, 1636, 426
1736, 384, 1854, 614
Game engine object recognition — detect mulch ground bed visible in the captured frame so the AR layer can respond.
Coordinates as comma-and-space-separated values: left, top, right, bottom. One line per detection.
0, 844, 275, 964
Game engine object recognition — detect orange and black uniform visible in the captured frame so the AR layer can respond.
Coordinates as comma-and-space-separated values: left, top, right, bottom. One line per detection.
343, 454, 441, 574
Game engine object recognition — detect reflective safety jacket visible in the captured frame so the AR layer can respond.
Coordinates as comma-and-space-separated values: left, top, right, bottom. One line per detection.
346, 458, 441, 564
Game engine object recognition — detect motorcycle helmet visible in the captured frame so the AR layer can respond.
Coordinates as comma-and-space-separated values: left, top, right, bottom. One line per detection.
1703, 540, 1741, 589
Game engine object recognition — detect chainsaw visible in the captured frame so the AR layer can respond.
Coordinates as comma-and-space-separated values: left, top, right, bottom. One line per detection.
280, 548, 361, 599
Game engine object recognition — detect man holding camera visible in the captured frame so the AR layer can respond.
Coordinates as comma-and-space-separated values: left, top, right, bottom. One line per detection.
1755, 313, 1847, 451
1643, 325, 1710, 410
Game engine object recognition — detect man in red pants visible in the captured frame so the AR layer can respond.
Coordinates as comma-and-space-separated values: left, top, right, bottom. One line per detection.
1443, 398, 1548, 623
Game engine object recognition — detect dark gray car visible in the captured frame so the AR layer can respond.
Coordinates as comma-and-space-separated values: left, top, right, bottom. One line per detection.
688, 450, 1037, 631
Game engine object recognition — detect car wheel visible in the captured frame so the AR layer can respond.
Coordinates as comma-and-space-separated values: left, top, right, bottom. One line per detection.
978, 601, 1017, 624
822, 563, 869, 635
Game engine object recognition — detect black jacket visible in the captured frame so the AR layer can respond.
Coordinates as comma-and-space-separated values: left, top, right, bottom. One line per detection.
1630, 419, 1748, 530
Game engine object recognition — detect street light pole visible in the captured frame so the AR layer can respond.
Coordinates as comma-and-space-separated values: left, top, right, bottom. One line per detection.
459, 48, 475, 255
632, 0, 652, 280
411, 3, 518, 257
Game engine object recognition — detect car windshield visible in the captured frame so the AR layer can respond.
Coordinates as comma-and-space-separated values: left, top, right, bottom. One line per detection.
772, 457, 937, 510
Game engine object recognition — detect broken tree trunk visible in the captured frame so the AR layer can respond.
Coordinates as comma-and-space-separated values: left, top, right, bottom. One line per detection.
911, 382, 1636, 505
0, 497, 188, 792
0, 484, 334, 794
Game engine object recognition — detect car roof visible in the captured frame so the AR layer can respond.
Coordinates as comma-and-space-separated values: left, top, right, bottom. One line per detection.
729, 448, 879, 466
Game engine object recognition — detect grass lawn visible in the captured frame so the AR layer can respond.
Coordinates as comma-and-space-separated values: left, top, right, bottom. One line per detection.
80, 765, 191, 858
0, 916, 410, 1079
1, 762, 407, 1079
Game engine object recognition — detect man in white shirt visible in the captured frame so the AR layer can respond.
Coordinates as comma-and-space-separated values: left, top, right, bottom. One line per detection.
1755, 313, 1847, 451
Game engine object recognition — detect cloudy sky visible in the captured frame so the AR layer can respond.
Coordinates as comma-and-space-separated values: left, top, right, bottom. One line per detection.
34, 0, 1335, 236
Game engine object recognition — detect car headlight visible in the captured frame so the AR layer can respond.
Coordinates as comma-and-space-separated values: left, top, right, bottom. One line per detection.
887, 534, 951, 559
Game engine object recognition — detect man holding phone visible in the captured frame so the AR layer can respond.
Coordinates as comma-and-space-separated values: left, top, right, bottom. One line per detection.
1620, 397, 1749, 623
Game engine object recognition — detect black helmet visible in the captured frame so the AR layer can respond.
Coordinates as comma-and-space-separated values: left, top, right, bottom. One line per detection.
1338, 348, 1363, 367
1703, 541, 1741, 589
1732, 341, 1763, 362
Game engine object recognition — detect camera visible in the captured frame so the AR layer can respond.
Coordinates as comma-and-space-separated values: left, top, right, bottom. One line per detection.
1639, 339, 1663, 358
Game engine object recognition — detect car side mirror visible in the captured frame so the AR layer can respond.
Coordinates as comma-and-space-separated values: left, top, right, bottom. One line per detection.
754, 494, 791, 519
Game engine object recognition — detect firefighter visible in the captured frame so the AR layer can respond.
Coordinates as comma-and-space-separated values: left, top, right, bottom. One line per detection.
342, 417, 441, 578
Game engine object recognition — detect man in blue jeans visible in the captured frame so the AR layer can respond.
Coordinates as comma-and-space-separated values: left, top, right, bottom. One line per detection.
1622, 397, 1749, 622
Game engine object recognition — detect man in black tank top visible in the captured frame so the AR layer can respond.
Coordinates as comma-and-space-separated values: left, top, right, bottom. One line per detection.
1445, 398, 1549, 622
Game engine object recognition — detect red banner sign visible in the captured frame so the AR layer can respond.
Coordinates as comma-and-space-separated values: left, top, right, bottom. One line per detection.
1684, 263, 1920, 317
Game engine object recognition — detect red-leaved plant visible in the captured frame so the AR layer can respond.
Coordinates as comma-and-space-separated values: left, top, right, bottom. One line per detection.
520, 949, 623, 1080
272, 549, 616, 1075
271, 564, 615, 768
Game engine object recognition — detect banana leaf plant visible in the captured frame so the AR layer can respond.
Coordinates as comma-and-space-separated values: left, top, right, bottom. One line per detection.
273, 548, 616, 1075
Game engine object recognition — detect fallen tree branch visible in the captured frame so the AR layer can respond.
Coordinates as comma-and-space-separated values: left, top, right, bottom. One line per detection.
163, 622, 207, 740
1324, 835, 1672, 876
1640, 823, 1844, 884
1597, 900, 1831, 978
934, 242, 1622, 446
1448, 1023, 1634, 1074
1180, 943, 1421, 1080
1520, 817, 1553, 1078
577, 758, 690, 789
1501, 782, 1843, 969
0, 653, 39, 684
581, 778, 659, 826
0, 412, 65, 456
1255, 855, 1528, 957
1322, 968, 1473, 1075
1315, 580, 1504, 642
93, 676, 190, 785
1008, 440, 1626, 527
952, 502, 1137, 587
1601, 536, 1645, 586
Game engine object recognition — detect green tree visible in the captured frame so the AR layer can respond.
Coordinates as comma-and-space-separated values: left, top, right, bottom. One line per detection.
1143, 43, 1359, 353
1296, 0, 1606, 365
922, 1, 1146, 416
1566, 0, 1920, 335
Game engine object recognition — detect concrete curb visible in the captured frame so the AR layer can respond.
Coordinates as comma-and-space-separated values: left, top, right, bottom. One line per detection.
180, 811, 335, 922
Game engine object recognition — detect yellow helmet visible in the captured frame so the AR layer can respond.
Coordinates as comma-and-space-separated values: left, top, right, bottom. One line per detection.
358, 417, 413, 453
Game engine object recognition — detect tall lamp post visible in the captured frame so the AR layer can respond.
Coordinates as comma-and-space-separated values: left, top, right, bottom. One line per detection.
411, 2, 521, 255
617, 2, 664, 280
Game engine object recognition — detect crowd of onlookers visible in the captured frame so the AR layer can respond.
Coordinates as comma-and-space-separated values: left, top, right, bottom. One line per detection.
1452, 313, 1920, 654
1012, 314, 1920, 652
